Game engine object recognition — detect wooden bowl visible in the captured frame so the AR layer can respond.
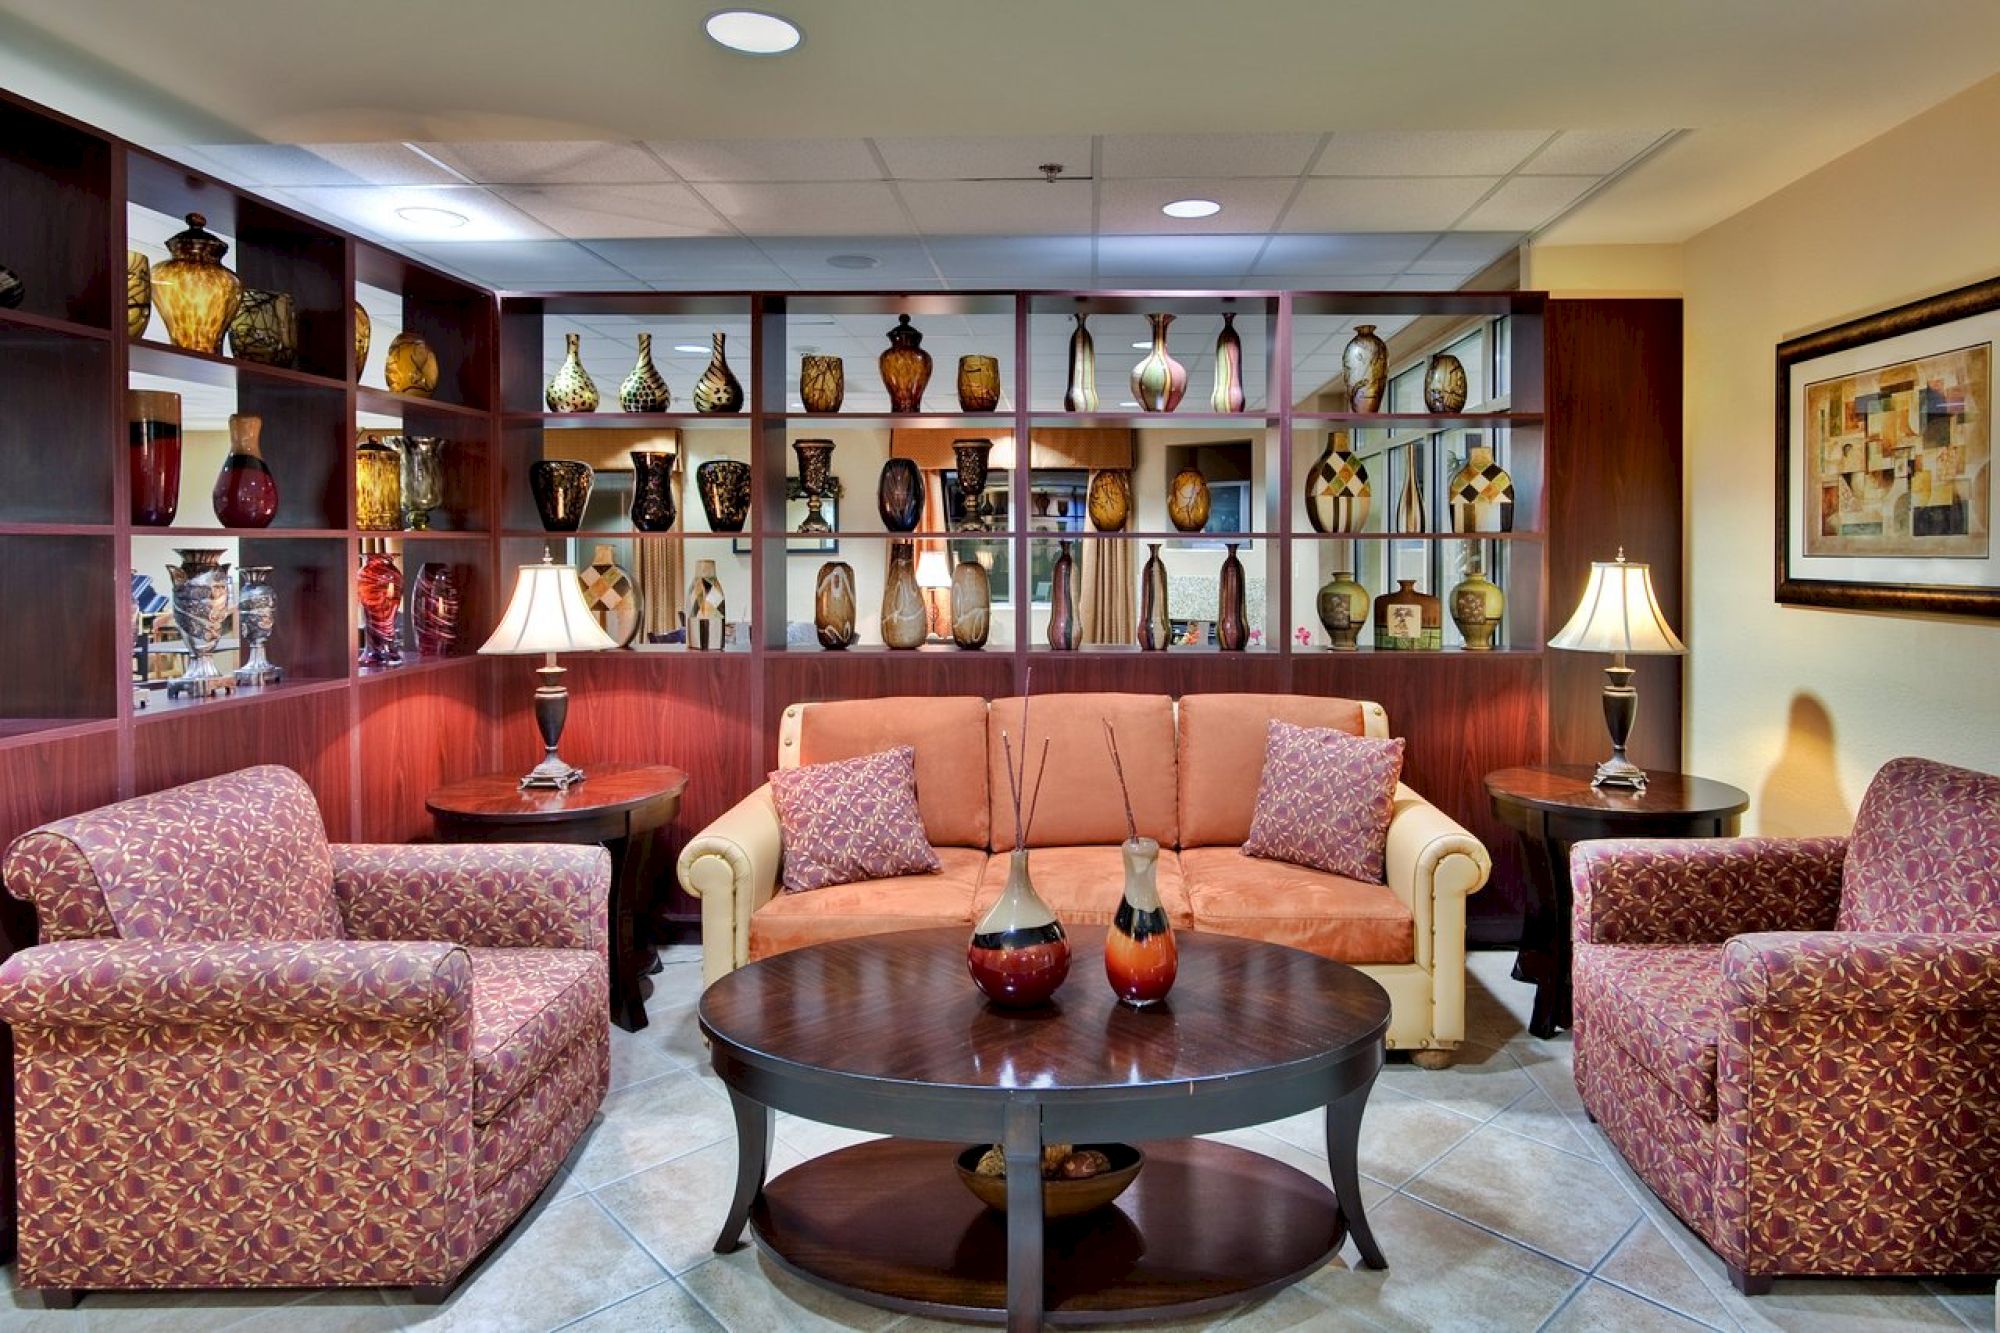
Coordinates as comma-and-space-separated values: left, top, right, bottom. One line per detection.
954, 1143, 1145, 1218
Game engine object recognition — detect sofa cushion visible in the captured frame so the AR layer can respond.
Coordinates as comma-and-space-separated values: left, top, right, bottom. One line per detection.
1242, 722, 1405, 883
1840, 756, 2000, 933
1181, 846, 1414, 964
771, 746, 941, 893
1178, 694, 1370, 847
793, 696, 991, 849
469, 947, 607, 1125
1574, 944, 1724, 1121
750, 846, 986, 960
972, 845, 1192, 930
987, 693, 1177, 850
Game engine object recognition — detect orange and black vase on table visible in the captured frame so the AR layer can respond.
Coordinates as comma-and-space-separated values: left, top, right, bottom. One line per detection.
1106, 836, 1177, 1006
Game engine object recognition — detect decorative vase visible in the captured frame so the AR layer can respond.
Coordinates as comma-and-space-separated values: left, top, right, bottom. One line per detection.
695, 459, 750, 532
1047, 539, 1080, 651
582, 543, 642, 648
398, 435, 444, 530
355, 434, 403, 532
1343, 324, 1388, 413
693, 332, 744, 413
530, 459, 594, 532
1167, 466, 1211, 533
1130, 312, 1187, 413
951, 556, 990, 649
545, 331, 599, 412
1375, 578, 1442, 651
149, 213, 241, 355
952, 439, 992, 531
1447, 442, 1515, 534
957, 354, 1001, 412
1317, 571, 1368, 652
1305, 430, 1370, 534
211, 413, 277, 528
126, 251, 151, 337
411, 562, 461, 657
385, 330, 439, 397
1138, 544, 1170, 651
1087, 469, 1132, 532
0, 265, 22, 309
814, 561, 858, 650
1396, 443, 1426, 533
128, 389, 181, 526
686, 559, 726, 651
1106, 837, 1176, 1006
967, 849, 1070, 1008
1451, 552, 1505, 651
357, 551, 404, 667
166, 549, 232, 699
799, 354, 845, 413
881, 541, 928, 650
1210, 311, 1245, 413
233, 566, 281, 685
879, 314, 933, 413
228, 288, 296, 367
630, 447, 677, 532
1217, 543, 1250, 652
792, 439, 835, 534
618, 332, 670, 412
1424, 352, 1468, 413
876, 456, 924, 533
353, 302, 370, 378
1065, 313, 1098, 412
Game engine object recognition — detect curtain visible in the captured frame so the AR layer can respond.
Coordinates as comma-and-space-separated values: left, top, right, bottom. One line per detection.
634, 458, 687, 639
1079, 470, 1136, 644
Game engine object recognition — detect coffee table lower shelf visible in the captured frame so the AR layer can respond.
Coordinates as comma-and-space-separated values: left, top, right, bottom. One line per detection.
749, 1137, 1347, 1325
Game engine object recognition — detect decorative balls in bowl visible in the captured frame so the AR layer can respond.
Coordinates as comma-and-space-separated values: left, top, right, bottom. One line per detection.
954, 1142, 1144, 1219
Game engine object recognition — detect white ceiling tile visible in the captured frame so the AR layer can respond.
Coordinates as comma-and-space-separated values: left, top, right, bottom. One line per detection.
925, 235, 1093, 282
185, 142, 462, 187
873, 136, 1091, 181
1523, 130, 1671, 175
1257, 273, 1396, 291
900, 180, 1092, 235
579, 238, 789, 284
1095, 234, 1264, 277
495, 184, 730, 238
416, 141, 675, 184
1098, 179, 1294, 234
1100, 133, 1321, 178
1420, 232, 1525, 264
647, 139, 883, 182
1456, 176, 1596, 231
756, 236, 934, 281
1249, 233, 1437, 273
690, 182, 911, 236
406, 240, 629, 287
1312, 131, 1553, 178
1280, 177, 1497, 232
276, 184, 556, 242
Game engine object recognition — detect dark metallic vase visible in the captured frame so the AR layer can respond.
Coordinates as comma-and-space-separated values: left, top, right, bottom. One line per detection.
877, 457, 924, 532
951, 439, 992, 531
696, 459, 751, 532
530, 459, 593, 532
630, 448, 677, 531
793, 439, 835, 534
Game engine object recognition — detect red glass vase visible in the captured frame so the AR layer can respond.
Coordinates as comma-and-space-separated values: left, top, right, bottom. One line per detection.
128, 389, 181, 526
1105, 837, 1177, 1006
968, 849, 1070, 1008
211, 413, 277, 528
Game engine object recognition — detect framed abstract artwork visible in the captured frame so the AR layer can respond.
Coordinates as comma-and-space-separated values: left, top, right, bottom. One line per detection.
1776, 275, 1999, 616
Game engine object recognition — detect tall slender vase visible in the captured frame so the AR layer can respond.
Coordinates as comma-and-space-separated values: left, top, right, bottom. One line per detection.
166, 549, 232, 699
814, 561, 857, 650
630, 447, 677, 531
1305, 430, 1369, 534
619, 332, 671, 412
1130, 312, 1187, 412
951, 557, 991, 650
1065, 313, 1099, 412
686, 559, 726, 650
1047, 539, 1080, 651
967, 849, 1071, 1008
881, 542, 928, 650
693, 332, 744, 413
1106, 837, 1177, 1006
1217, 542, 1250, 651
1343, 324, 1388, 413
411, 562, 462, 657
1210, 311, 1245, 412
879, 314, 933, 413
233, 566, 281, 685
952, 439, 992, 531
150, 213, 241, 355
211, 413, 277, 528
128, 389, 181, 526
357, 551, 404, 667
1138, 543, 1171, 651
695, 459, 751, 532
399, 436, 444, 530
1396, 443, 1426, 533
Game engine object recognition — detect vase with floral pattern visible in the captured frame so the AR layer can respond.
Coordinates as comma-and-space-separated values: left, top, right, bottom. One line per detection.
1317, 571, 1368, 651
166, 548, 233, 699
233, 566, 281, 686
1450, 549, 1505, 651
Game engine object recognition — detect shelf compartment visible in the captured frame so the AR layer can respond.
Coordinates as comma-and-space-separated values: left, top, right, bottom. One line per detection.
134, 674, 349, 722
0, 99, 115, 331
127, 373, 351, 531
773, 413, 1014, 430
0, 323, 115, 524
0, 716, 120, 753
0, 534, 118, 726
355, 244, 495, 412
1030, 412, 1280, 429
0, 307, 114, 342
505, 412, 753, 430
355, 410, 493, 534
1293, 411, 1544, 428
359, 652, 480, 683
355, 386, 490, 422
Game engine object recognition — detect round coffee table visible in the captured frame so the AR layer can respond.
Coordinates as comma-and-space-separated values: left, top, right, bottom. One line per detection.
699, 926, 1391, 1331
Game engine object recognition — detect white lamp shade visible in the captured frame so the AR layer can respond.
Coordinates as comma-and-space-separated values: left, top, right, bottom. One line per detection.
479, 559, 620, 656
1549, 557, 1686, 656
913, 550, 952, 590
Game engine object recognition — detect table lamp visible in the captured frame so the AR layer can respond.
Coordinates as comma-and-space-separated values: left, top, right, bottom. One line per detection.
914, 548, 952, 641
480, 553, 619, 790
1548, 549, 1685, 790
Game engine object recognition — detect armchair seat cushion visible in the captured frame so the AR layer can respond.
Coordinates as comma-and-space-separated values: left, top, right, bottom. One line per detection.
972, 845, 1193, 929
470, 948, 606, 1124
1576, 944, 1725, 1120
749, 846, 986, 960
1182, 847, 1413, 964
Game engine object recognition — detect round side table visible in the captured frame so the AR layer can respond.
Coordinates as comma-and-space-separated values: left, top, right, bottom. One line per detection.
1486, 764, 1748, 1039
428, 763, 687, 1033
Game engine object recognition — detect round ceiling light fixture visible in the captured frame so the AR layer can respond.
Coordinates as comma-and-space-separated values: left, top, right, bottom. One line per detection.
394, 205, 468, 231
826, 253, 879, 270
704, 9, 803, 54
1161, 198, 1222, 219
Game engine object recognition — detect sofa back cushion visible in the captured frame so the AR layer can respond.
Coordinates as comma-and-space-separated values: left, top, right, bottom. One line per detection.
1178, 694, 1375, 847
0, 765, 340, 942
791, 696, 990, 848
987, 693, 1178, 850
1840, 756, 2000, 933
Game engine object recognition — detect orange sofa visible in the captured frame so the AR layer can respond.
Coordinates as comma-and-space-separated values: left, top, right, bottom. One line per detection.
678, 692, 1491, 1063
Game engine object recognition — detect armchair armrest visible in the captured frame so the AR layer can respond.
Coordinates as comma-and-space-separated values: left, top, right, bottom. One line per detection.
0, 938, 471, 1031
334, 843, 609, 955
1723, 930, 2000, 1012
1572, 836, 1846, 947
1385, 782, 1491, 970
676, 783, 781, 986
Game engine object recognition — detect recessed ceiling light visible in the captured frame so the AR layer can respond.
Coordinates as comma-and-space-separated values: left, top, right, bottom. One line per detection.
1161, 198, 1222, 219
826, 253, 879, 270
394, 205, 468, 230
673, 344, 709, 354
704, 9, 802, 54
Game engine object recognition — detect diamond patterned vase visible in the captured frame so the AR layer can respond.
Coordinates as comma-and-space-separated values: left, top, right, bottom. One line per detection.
582, 544, 641, 647
1448, 443, 1515, 534
686, 559, 727, 651
1305, 430, 1370, 534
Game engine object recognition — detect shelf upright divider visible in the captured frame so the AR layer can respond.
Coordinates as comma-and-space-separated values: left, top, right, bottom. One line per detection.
753, 293, 789, 654
1011, 291, 1034, 676
1272, 291, 1294, 660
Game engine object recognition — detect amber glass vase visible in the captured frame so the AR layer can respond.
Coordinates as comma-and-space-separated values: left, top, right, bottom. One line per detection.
1106, 838, 1177, 1006
879, 314, 933, 413
968, 850, 1071, 1008
150, 213, 242, 355
956, 354, 1001, 411
355, 435, 402, 532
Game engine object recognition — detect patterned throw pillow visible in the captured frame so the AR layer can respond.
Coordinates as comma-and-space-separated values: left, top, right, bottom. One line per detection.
770, 746, 942, 893
1242, 721, 1405, 883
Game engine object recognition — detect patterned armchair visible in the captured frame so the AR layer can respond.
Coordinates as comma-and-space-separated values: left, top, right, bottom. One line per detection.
0, 766, 611, 1307
1572, 757, 2000, 1293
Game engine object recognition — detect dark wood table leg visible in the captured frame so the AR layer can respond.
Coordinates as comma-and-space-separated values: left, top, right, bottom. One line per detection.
1510, 812, 1574, 1039
714, 1088, 772, 1253
606, 832, 651, 1034
1326, 1078, 1385, 1270
1002, 1101, 1045, 1333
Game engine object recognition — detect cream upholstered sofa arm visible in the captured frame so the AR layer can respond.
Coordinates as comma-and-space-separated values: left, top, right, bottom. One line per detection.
1384, 782, 1491, 1047
676, 782, 782, 988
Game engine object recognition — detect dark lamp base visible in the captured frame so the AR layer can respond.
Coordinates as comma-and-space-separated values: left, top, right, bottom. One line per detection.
1590, 756, 1649, 790
520, 756, 586, 791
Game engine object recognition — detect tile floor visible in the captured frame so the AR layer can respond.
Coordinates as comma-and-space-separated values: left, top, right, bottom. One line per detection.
1, 948, 1991, 1332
